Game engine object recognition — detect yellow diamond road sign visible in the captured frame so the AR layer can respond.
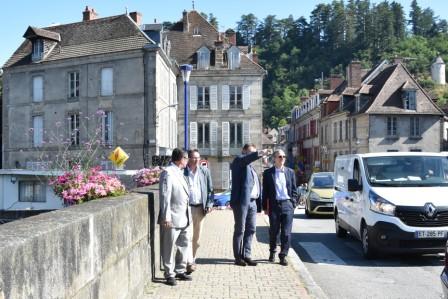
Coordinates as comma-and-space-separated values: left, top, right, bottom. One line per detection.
109, 146, 129, 167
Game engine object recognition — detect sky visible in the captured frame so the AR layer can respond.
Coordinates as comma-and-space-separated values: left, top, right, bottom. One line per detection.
1, 0, 447, 67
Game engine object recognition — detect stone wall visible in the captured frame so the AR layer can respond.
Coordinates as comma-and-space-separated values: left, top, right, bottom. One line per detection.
0, 189, 159, 299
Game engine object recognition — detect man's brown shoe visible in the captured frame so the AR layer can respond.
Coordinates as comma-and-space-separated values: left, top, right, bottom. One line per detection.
186, 263, 197, 274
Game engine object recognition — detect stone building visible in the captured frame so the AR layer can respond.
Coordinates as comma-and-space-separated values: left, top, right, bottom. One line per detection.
166, 10, 266, 189
319, 60, 444, 171
2, 7, 177, 170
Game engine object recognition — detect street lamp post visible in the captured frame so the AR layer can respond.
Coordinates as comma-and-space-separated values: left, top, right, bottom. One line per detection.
180, 64, 193, 150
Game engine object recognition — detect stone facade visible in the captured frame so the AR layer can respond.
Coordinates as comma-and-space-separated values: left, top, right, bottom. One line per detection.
166, 10, 265, 189
2, 10, 177, 170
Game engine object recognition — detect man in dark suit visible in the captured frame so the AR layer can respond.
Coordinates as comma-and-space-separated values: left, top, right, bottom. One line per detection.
262, 149, 297, 266
230, 143, 268, 266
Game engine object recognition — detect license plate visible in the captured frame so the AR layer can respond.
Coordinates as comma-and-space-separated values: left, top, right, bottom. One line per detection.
415, 230, 446, 239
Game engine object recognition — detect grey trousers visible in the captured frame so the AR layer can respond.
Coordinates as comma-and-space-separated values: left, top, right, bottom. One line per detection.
232, 200, 257, 260
160, 225, 190, 278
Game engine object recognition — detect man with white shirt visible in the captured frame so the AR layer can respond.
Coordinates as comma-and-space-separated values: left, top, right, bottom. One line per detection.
262, 149, 297, 266
158, 148, 192, 286
183, 149, 214, 273
230, 143, 268, 266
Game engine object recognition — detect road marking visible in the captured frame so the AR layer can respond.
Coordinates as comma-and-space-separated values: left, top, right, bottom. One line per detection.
298, 242, 347, 265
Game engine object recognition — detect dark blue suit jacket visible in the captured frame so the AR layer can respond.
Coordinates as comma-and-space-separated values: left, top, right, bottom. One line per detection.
230, 151, 262, 210
262, 166, 297, 215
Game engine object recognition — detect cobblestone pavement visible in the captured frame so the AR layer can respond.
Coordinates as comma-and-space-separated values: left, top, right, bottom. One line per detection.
144, 209, 311, 299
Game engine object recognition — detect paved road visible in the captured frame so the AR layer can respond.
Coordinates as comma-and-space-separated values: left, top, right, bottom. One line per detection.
291, 208, 444, 299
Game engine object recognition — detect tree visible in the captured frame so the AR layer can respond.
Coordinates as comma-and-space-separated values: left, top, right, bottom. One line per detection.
236, 14, 258, 45
391, 2, 405, 40
208, 13, 219, 29
409, 0, 423, 35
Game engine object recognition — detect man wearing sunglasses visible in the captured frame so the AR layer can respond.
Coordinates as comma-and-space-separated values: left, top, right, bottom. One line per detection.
262, 149, 297, 266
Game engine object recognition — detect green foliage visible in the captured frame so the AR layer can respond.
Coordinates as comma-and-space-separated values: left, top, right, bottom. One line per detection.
234, 0, 447, 128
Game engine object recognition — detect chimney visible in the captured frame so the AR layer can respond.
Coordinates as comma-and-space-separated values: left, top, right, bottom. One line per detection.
393, 57, 403, 65
226, 29, 236, 45
83, 6, 97, 21
329, 74, 344, 90
183, 10, 189, 33
251, 49, 259, 64
346, 61, 362, 88
129, 11, 142, 26
214, 39, 224, 67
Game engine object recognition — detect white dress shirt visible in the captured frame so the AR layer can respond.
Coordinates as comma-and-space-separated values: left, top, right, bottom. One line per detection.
250, 166, 260, 199
188, 167, 202, 205
275, 167, 290, 201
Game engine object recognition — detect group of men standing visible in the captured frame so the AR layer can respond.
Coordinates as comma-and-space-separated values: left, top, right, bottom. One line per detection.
158, 144, 297, 286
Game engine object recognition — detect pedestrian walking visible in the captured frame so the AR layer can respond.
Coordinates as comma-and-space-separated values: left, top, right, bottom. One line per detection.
183, 149, 214, 274
158, 148, 192, 286
230, 143, 268, 266
262, 149, 297, 266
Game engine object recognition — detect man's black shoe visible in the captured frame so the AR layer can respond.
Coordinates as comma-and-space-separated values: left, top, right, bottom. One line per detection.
279, 257, 288, 266
235, 259, 247, 266
175, 273, 193, 281
268, 252, 275, 262
166, 277, 177, 286
243, 258, 258, 266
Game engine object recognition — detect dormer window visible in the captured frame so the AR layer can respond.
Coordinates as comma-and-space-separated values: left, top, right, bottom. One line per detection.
32, 39, 44, 61
403, 89, 416, 110
193, 26, 200, 35
228, 46, 240, 70
197, 47, 210, 70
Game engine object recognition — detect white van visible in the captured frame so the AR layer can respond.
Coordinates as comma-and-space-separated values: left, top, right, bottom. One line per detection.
333, 152, 448, 258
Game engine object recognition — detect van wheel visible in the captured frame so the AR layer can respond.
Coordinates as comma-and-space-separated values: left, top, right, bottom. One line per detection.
305, 202, 311, 217
335, 212, 347, 238
361, 223, 377, 259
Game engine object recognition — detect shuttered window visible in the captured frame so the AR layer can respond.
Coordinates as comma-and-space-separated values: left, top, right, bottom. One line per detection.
242, 85, 250, 110
197, 86, 210, 109
229, 86, 242, 109
230, 122, 243, 148
222, 122, 230, 156
210, 85, 218, 110
190, 122, 198, 149
222, 162, 230, 190
101, 68, 113, 96
68, 113, 80, 146
222, 85, 230, 110
68, 71, 80, 99
387, 116, 397, 137
33, 116, 43, 147
198, 122, 210, 148
190, 85, 198, 111
210, 121, 218, 154
101, 111, 113, 145
410, 116, 420, 137
33, 76, 43, 102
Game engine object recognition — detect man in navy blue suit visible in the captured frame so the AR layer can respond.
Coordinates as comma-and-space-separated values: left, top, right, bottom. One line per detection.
262, 149, 297, 266
230, 143, 268, 266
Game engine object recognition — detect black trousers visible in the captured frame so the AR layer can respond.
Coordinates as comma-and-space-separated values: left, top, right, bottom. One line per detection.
269, 200, 294, 258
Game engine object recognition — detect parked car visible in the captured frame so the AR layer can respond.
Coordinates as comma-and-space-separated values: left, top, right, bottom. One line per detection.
303, 172, 335, 217
441, 241, 448, 298
333, 152, 448, 259
213, 189, 231, 208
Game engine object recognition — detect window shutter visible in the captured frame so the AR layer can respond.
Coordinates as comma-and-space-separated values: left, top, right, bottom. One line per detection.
222, 85, 230, 110
243, 121, 250, 144
222, 122, 230, 156
222, 162, 230, 190
33, 116, 43, 147
210, 85, 218, 110
190, 122, 198, 149
101, 68, 113, 96
33, 76, 43, 102
242, 85, 251, 110
210, 121, 218, 155
190, 85, 197, 111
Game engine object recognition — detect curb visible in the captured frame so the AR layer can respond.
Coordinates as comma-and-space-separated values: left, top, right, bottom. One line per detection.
262, 214, 328, 299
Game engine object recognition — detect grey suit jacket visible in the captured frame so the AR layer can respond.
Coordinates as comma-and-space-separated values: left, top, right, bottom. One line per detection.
184, 166, 214, 212
157, 164, 191, 228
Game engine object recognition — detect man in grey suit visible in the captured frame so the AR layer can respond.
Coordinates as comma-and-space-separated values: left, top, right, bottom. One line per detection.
230, 143, 268, 266
158, 148, 192, 286
183, 149, 214, 273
